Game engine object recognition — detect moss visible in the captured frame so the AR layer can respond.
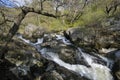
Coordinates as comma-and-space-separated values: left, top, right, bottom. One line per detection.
80, 8, 106, 26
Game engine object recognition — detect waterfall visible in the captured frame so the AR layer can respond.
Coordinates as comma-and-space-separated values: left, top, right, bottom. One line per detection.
17, 33, 114, 80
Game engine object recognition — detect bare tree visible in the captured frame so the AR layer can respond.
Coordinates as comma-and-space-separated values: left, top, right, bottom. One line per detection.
52, 0, 88, 24
105, 0, 120, 15
0, 0, 59, 59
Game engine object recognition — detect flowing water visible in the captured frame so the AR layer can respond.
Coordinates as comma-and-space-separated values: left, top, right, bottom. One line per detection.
17, 33, 114, 80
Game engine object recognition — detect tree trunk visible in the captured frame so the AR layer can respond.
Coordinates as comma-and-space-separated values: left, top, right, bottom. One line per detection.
0, 11, 27, 59
0, 6, 57, 59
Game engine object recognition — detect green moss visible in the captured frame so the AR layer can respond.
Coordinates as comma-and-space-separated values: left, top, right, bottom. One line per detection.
81, 9, 106, 25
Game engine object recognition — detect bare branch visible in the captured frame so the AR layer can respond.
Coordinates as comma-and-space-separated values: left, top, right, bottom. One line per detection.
105, 0, 120, 15
0, 5, 58, 59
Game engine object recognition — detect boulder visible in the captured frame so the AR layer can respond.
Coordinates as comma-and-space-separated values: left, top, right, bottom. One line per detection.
65, 27, 94, 43
112, 59, 120, 80
24, 24, 38, 37
65, 25, 120, 50
65, 27, 96, 51
106, 50, 120, 80
24, 24, 46, 38
41, 71, 64, 80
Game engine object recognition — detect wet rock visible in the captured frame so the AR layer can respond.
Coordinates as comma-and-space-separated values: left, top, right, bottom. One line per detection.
56, 66, 89, 80
106, 50, 120, 61
10, 66, 30, 77
114, 51, 120, 77
115, 50, 120, 60
51, 70, 64, 80
0, 59, 19, 80
30, 64, 45, 77
106, 50, 120, 80
112, 60, 120, 80
41, 34, 77, 64
41, 70, 63, 80
5, 40, 45, 80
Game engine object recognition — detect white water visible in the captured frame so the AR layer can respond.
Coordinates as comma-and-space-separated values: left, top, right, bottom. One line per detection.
17, 34, 43, 46
77, 48, 113, 80
17, 34, 114, 80
55, 34, 72, 45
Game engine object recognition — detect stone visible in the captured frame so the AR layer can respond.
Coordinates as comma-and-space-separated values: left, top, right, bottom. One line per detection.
24, 24, 38, 37
41, 71, 63, 80
65, 25, 120, 50
24, 24, 46, 38
115, 50, 120, 60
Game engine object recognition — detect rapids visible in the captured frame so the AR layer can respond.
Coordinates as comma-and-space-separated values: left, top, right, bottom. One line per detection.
17, 33, 114, 80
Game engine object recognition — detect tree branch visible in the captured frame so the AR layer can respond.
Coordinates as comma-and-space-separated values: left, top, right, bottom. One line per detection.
0, 6, 58, 59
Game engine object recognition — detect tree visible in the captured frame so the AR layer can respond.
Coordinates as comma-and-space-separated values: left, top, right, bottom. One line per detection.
1, 0, 119, 60
105, 0, 120, 15
52, 0, 88, 25
0, 0, 59, 59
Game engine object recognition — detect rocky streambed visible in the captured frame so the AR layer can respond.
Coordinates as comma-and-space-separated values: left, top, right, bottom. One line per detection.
1, 25, 120, 80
